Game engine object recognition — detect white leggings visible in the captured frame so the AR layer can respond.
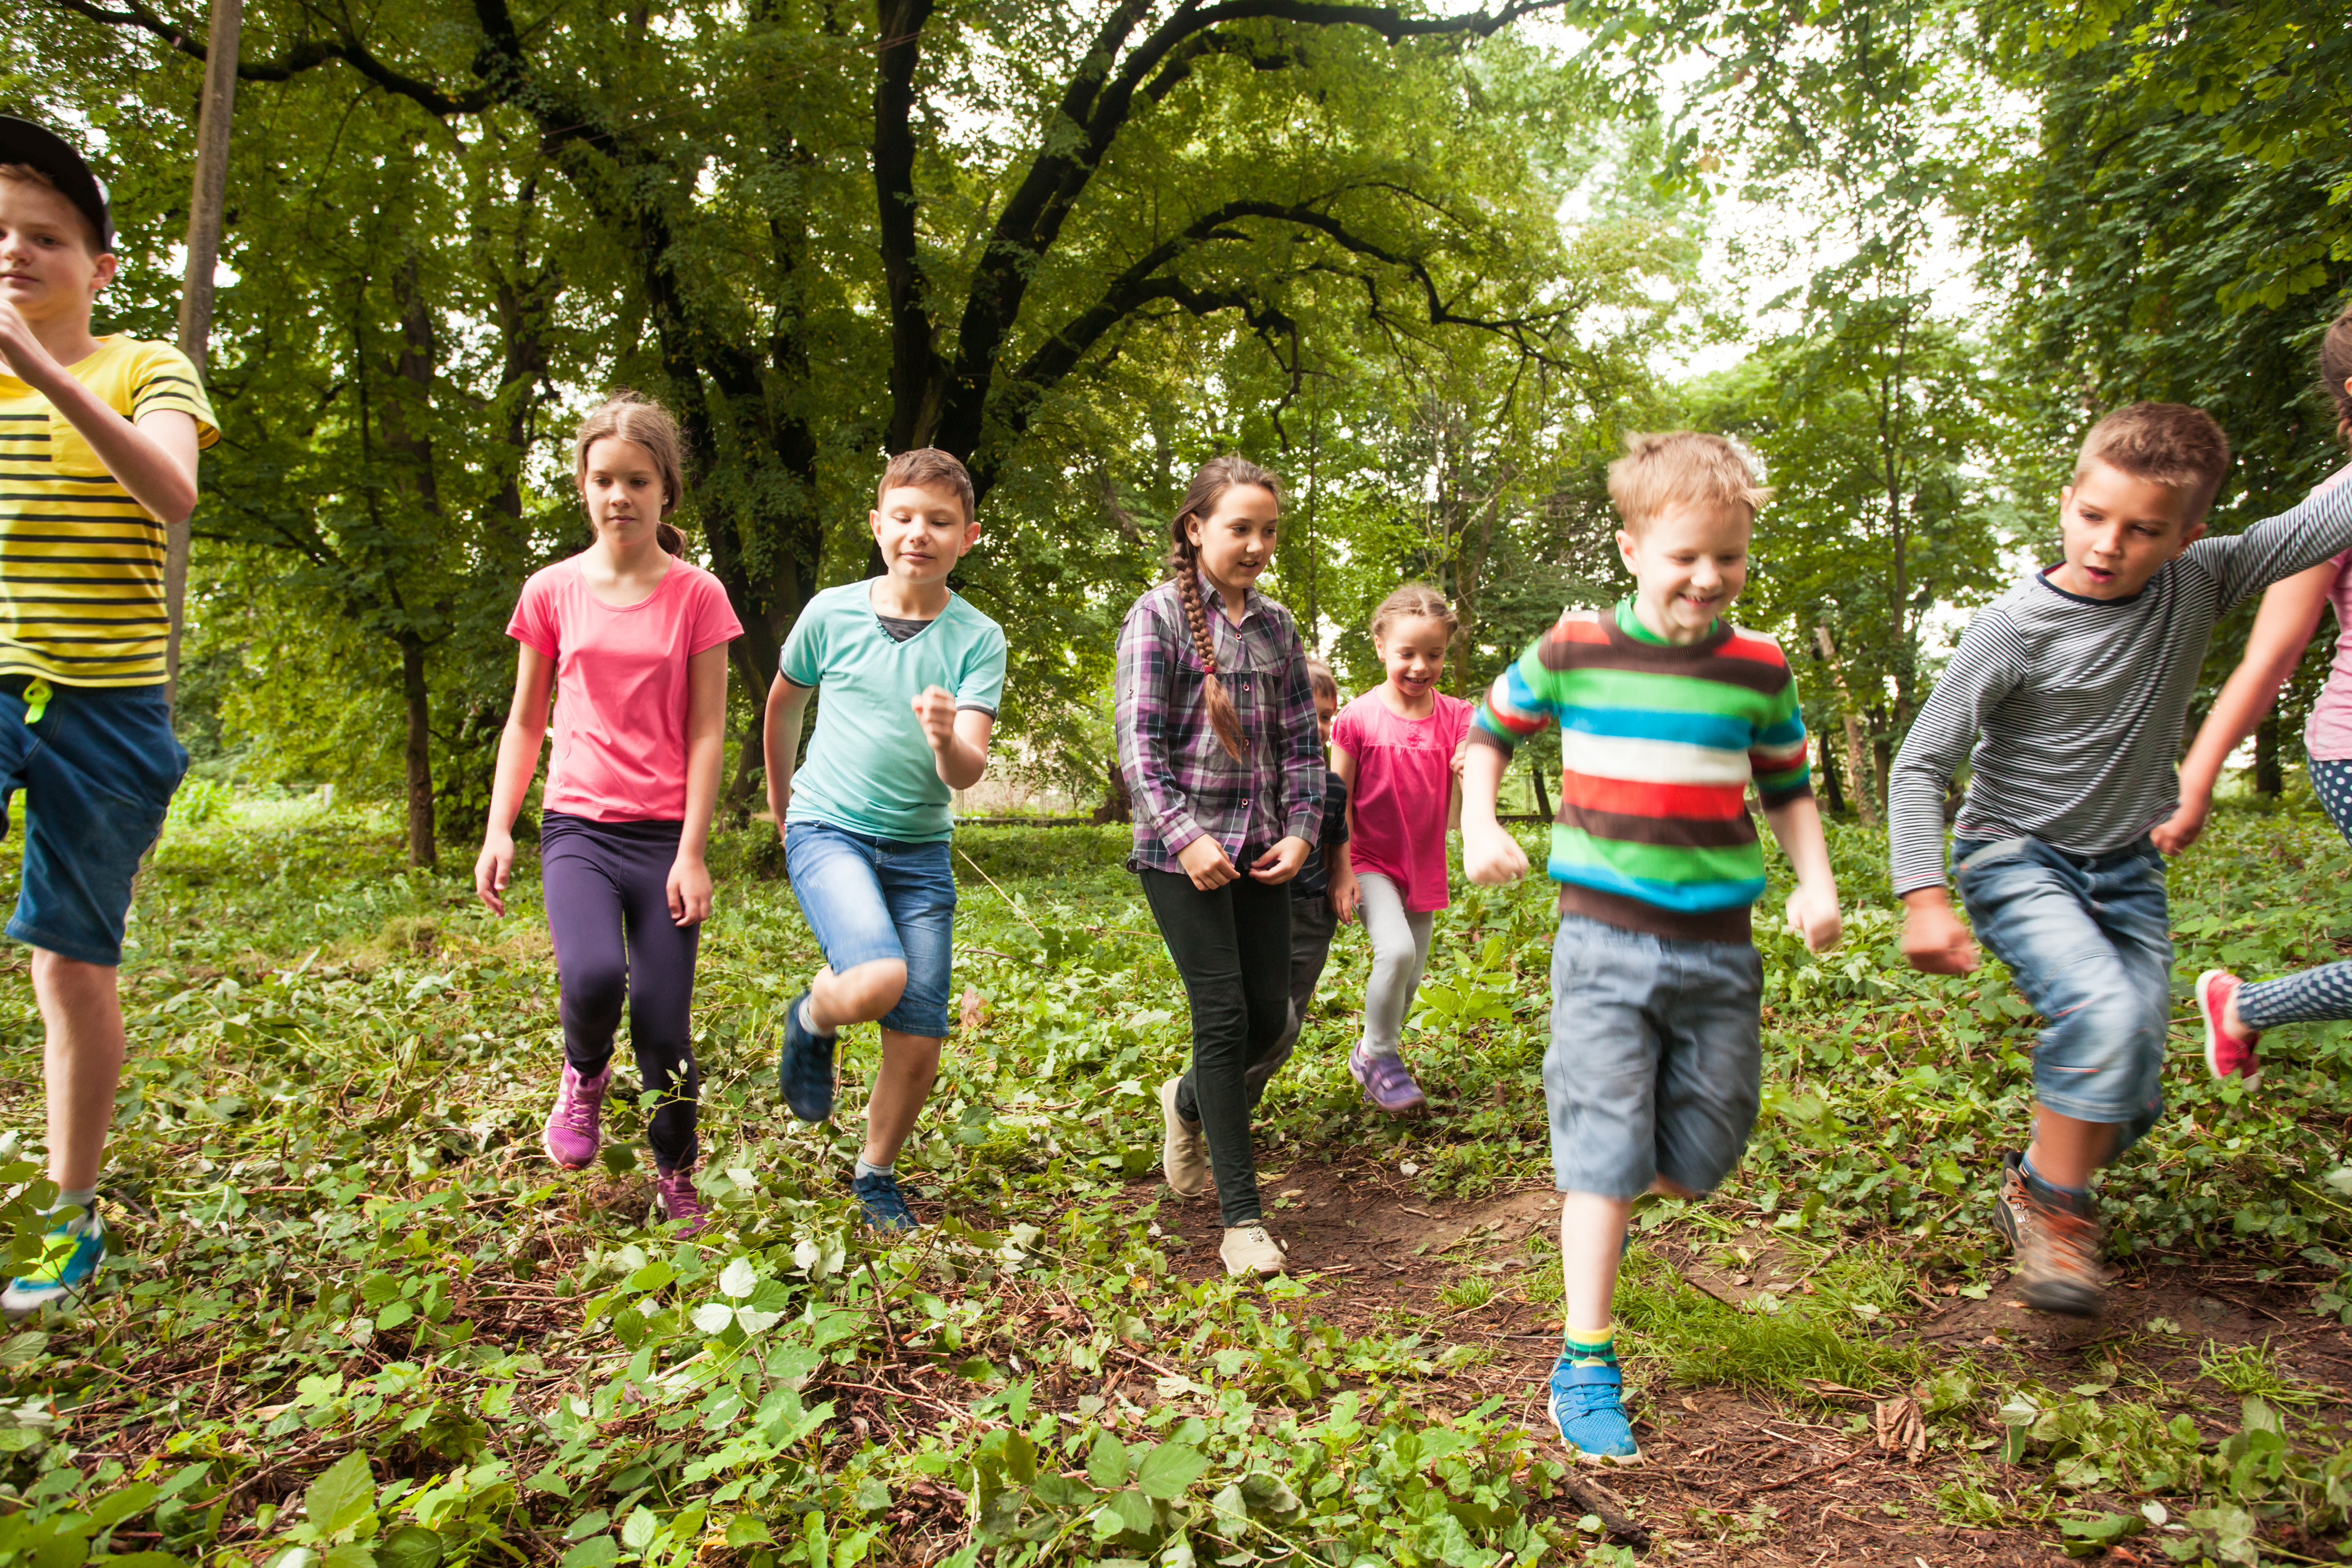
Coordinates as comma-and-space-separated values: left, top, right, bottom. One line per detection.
1357, 871, 1435, 1058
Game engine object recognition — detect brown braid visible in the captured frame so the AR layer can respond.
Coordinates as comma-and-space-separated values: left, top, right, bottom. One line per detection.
1167, 456, 1282, 762
2321, 300, 2352, 445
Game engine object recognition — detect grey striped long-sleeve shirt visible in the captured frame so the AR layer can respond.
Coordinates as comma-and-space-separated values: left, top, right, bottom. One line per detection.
1890, 481, 2352, 893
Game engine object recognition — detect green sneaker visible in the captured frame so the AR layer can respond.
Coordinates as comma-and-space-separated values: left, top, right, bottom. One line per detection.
2, 1209, 105, 1316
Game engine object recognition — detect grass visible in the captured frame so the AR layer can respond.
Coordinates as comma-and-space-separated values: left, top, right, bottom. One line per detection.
0, 795, 2340, 1564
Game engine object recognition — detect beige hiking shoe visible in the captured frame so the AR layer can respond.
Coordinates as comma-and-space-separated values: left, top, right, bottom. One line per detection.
1994, 1152, 2102, 1318
1160, 1078, 1209, 1199
1220, 1223, 1287, 1277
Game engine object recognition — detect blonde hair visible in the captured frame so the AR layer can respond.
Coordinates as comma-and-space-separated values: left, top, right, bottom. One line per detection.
2075, 402, 2232, 517
1167, 455, 1284, 762
1304, 655, 1338, 703
879, 447, 975, 524
0, 163, 102, 253
574, 391, 689, 555
1608, 432, 1771, 532
1369, 583, 1458, 644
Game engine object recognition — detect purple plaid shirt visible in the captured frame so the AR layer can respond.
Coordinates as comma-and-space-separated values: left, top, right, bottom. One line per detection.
1116, 573, 1325, 872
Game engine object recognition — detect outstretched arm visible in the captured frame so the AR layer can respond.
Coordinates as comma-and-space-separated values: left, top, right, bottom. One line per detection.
2154, 561, 2336, 855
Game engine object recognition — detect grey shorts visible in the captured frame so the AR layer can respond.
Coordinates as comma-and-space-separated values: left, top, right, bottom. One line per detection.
1543, 913, 1763, 1200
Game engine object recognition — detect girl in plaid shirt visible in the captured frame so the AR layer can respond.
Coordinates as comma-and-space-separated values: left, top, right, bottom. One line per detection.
1116, 456, 1325, 1278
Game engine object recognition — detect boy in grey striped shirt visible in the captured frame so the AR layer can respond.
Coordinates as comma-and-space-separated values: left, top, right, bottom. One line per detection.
1890, 403, 2352, 1316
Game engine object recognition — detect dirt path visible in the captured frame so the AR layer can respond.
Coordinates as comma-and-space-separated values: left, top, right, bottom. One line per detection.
1126, 1156, 2351, 1566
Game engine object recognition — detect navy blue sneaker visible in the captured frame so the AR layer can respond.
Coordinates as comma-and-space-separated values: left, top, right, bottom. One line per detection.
777, 989, 836, 1122
1549, 1358, 1642, 1464
853, 1171, 918, 1232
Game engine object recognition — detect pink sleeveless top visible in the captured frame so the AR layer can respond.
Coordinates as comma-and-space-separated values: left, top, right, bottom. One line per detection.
2301, 468, 2352, 761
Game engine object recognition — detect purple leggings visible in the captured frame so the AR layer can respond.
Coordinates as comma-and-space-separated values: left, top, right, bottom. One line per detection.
541, 812, 701, 1169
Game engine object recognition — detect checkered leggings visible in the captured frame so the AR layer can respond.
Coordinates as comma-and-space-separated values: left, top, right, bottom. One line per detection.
2235, 755, 2352, 1029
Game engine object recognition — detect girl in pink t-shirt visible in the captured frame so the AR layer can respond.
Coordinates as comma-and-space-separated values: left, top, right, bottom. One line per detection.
1332, 584, 1474, 1115
2161, 303, 2352, 1085
472, 394, 741, 1233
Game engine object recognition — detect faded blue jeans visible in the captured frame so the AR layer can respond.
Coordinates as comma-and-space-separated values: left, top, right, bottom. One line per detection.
1952, 834, 2170, 1152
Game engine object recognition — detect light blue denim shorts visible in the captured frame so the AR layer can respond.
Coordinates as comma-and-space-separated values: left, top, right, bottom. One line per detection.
1543, 912, 1763, 1199
784, 820, 957, 1038
1952, 834, 2169, 1147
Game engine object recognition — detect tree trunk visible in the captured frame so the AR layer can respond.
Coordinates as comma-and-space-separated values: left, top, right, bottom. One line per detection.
2255, 710, 2283, 797
1093, 760, 1132, 824
399, 630, 435, 866
1531, 758, 1552, 820
1818, 733, 1847, 815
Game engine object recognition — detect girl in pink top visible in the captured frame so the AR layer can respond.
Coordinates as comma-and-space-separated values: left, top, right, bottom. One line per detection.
472, 394, 741, 1233
1332, 584, 1474, 1114
2158, 303, 2352, 1085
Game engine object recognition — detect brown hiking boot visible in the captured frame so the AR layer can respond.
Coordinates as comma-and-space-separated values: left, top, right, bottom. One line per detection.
1995, 1152, 2101, 1317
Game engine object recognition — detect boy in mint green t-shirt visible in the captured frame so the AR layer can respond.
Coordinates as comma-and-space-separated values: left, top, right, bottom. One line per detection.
763, 448, 1007, 1231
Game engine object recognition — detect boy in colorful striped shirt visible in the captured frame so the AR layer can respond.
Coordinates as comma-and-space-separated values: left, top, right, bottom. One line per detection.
1461, 432, 1842, 1464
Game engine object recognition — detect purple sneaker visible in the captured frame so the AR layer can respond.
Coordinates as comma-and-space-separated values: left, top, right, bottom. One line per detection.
655, 1167, 709, 1237
1350, 1047, 1427, 1115
542, 1062, 610, 1169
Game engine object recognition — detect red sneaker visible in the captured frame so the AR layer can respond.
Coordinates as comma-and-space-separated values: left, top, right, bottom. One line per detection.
2194, 970, 2261, 1085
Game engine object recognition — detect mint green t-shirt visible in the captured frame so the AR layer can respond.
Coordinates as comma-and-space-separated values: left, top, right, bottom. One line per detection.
780, 581, 1008, 843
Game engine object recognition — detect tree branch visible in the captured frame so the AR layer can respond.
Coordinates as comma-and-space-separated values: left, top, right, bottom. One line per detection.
41, 0, 497, 113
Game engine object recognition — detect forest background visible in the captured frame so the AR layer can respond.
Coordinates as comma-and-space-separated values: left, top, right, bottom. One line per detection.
5, 0, 2347, 858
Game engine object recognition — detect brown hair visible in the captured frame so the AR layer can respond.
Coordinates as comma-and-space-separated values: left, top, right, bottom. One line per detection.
1369, 583, 1458, 644
0, 163, 101, 253
1608, 431, 1772, 533
2321, 302, 2352, 444
2075, 402, 2232, 519
878, 447, 976, 524
574, 391, 689, 554
1304, 655, 1338, 704
1167, 455, 1282, 761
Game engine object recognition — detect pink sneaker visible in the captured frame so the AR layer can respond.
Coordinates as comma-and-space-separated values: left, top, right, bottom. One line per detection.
2195, 970, 2262, 1085
656, 1167, 708, 1236
542, 1062, 610, 1169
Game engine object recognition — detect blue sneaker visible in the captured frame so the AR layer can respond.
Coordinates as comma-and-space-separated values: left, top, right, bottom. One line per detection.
2, 1210, 105, 1316
852, 1171, 919, 1233
777, 989, 836, 1122
1549, 1358, 1642, 1465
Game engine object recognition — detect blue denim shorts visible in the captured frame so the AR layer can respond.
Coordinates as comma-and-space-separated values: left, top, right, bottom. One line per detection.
1543, 912, 1763, 1200
784, 819, 957, 1038
1952, 834, 2170, 1147
0, 679, 188, 967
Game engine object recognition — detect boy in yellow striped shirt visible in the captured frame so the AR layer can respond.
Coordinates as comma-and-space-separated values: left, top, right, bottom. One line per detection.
0, 118, 216, 1315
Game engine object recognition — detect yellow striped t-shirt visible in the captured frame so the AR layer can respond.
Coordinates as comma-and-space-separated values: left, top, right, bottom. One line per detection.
0, 336, 219, 687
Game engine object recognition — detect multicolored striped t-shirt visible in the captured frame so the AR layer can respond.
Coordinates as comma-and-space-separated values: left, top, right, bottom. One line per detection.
1472, 599, 1813, 941
0, 336, 219, 686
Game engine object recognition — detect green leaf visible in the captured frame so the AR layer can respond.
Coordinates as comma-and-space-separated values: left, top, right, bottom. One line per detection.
620, 1509, 659, 1553
723, 1517, 772, 1549
1108, 1488, 1156, 1536
302, 1455, 377, 1542
376, 1526, 446, 1568
558, 1537, 618, 1568
719, 1258, 758, 1299
564, 1512, 611, 1542
1134, 1441, 1207, 1500
1086, 1430, 1129, 1490
375, 1301, 414, 1330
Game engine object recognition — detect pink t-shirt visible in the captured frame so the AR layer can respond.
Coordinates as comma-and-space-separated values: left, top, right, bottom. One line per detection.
2302, 467, 2352, 760
1334, 688, 1474, 911
507, 557, 743, 821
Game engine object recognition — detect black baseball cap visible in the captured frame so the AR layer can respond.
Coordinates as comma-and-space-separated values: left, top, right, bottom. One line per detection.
0, 116, 113, 253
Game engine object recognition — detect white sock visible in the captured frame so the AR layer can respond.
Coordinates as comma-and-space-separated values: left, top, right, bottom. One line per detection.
854, 1158, 893, 1181
51, 1188, 97, 1232
799, 997, 837, 1039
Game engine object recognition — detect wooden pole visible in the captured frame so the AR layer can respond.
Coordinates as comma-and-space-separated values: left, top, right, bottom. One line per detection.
1813, 624, 1880, 828
168, 0, 242, 702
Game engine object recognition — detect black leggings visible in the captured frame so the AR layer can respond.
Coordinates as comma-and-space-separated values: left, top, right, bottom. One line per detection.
542, 813, 702, 1170
1141, 865, 1292, 1226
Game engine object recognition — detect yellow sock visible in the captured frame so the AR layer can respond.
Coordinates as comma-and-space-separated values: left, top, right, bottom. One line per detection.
1565, 1325, 1615, 1368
